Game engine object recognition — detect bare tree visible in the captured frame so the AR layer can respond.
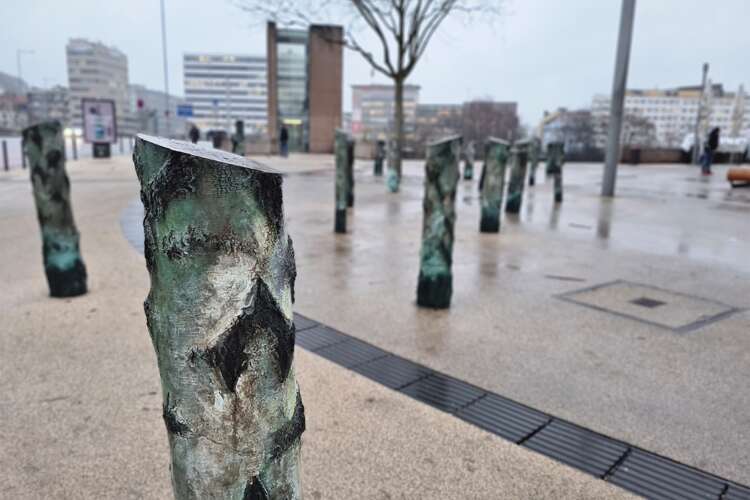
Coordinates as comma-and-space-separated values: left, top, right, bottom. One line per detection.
235, 0, 503, 190
461, 100, 520, 145
558, 110, 596, 153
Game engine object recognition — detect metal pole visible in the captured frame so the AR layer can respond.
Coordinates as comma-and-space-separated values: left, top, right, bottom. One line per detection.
160, 0, 171, 137
16, 49, 34, 86
601, 0, 636, 198
2, 140, 8, 171
692, 63, 709, 165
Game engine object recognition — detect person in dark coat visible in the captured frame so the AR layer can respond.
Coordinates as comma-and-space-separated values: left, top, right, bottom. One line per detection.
189, 125, 200, 144
701, 127, 720, 175
280, 125, 289, 157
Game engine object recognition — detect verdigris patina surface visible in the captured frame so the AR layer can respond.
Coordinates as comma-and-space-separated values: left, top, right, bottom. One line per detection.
231, 120, 246, 156
505, 139, 530, 214
528, 137, 540, 186
547, 141, 565, 203
23, 120, 87, 297
463, 140, 475, 180
386, 138, 399, 193
133, 135, 303, 500
373, 139, 385, 176
417, 135, 461, 309
480, 138, 510, 233
334, 129, 348, 233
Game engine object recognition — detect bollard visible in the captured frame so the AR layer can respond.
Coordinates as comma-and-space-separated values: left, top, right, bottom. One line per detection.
133, 135, 304, 499
334, 129, 348, 233
386, 139, 399, 193
22, 121, 87, 297
463, 140, 475, 180
417, 135, 461, 309
480, 138, 510, 232
528, 138, 540, 186
231, 120, 246, 156
547, 141, 565, 203
373, 139, 385, 176
119, 136, 124, 153
2, 140, 8, 171
505, 140, 530, 214
72, 134, 78, 160
346, 137, 355, 207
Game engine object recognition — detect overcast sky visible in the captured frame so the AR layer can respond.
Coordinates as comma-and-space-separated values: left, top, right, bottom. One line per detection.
2, 0, 749, 125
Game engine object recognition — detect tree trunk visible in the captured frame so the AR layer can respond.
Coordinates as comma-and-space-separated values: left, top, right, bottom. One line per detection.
388, 76, 405, 193
417, 135, 461, 309
22, 120, 87, 297
134, 135, 304, 499
480, 138, 510, 233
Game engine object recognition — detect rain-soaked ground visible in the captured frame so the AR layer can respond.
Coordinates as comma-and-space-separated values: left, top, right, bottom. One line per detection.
279, 159, 750, 485
119, 156, 750, 485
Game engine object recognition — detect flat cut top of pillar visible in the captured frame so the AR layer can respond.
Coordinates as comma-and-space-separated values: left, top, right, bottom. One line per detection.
486, 137, 510, 146
427, 134, 462, 147
136, 134, 279, 174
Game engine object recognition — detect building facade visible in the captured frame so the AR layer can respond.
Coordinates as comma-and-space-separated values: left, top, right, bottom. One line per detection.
183, 53, 268, 136
266, 22, 343, 153
351, 84, 420, 149
27, 86, 69, 127
129, 84, 187, 138
591, 83, 750, 148
66, 38, 132, 136
540, 108, 596, 153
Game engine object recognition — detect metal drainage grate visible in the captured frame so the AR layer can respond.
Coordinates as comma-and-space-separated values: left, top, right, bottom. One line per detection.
630, 297, 666, 308
293, 312, 750, 500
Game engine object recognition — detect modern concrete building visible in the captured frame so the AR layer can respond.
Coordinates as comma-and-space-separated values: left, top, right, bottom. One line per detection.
591, 83, 750, 148
351, 84, 420, 148
27, 86, 69, 127
66, 38, 132, 135
183, 53, 268, 136
129, 84, 187, 138
266, 22, 343, 153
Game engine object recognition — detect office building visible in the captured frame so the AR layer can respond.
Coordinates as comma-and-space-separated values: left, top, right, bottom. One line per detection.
129, 84, 187, 137
351, 84, 420, 148
66, 38, 132, 135
27, 86, 69, 126
267, 22, 343, 153
183, 53, 268, 135
591, 83, 750, 148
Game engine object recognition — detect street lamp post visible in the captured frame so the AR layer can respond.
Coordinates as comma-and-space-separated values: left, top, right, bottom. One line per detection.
692, 63, 709, 165
160, 0, 171, 137
16, 49, 34, 86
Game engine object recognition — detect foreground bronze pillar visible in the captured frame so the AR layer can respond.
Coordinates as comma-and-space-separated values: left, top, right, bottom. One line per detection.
417, 135, 461, 309
505, 140, 530, 214
22, 121, 87, 297
134, 135, 303, 499
334, 130, 348, 233
547, 141, 565, 203
480, 138, 510, 232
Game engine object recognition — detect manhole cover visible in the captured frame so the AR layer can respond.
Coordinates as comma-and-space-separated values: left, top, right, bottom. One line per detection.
558, 280, 738, 333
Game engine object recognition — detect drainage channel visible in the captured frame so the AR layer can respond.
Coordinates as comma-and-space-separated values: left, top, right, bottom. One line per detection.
293, 313, 750, 500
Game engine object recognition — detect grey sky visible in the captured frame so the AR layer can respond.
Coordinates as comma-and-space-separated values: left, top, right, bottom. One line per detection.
2, 0, 749, 125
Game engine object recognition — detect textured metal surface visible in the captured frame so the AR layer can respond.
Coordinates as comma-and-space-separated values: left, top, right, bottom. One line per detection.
608, 449, 726, 500
457, 393, 550, 443
293, 313, 318, 332
399, 373, 485, 413
725, 484, 750, 500
314, 338, 388, 368
352, 355, 431, 390
523, 420, 628, 478
294, 324, 346, 352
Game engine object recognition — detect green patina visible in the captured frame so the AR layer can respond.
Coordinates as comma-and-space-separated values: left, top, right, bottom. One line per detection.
417, 135, 461, 309
334, 130, 348, 233
373, 140, 385, 176
547, 141, 565, 203
480, 138, 510, 233
231, 120, 246, 156
23, 120, 87, 297
133, 135, 302, 500
528, 137, 541, 186
505, 140, 530, 214
386, 139, 400, 193
462, 140, 475, 180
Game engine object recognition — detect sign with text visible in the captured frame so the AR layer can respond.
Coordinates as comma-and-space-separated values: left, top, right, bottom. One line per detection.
177, 104, 194, 117
82, 98, 117, 143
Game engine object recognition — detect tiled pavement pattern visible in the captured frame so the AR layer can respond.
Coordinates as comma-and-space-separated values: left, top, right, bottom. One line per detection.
294, 313, 750, 500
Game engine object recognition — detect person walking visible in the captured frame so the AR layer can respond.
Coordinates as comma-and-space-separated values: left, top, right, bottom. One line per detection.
189, 124, 200, 144
701, 127, 720, 175
279, 124, 289, 157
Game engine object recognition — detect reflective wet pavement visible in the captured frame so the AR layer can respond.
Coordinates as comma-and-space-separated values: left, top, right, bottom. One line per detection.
278, 159, 750, 485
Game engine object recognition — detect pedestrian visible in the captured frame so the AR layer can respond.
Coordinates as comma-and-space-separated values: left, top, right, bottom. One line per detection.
701, 127, 720, 175
189, 124, 200, 144
280, 124, 289, 157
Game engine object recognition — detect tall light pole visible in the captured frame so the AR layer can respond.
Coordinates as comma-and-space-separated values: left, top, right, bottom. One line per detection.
691, 63, 709, 165
16, 49, 34, 88
601, 0, 637, 198
160, 0, 170, 137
